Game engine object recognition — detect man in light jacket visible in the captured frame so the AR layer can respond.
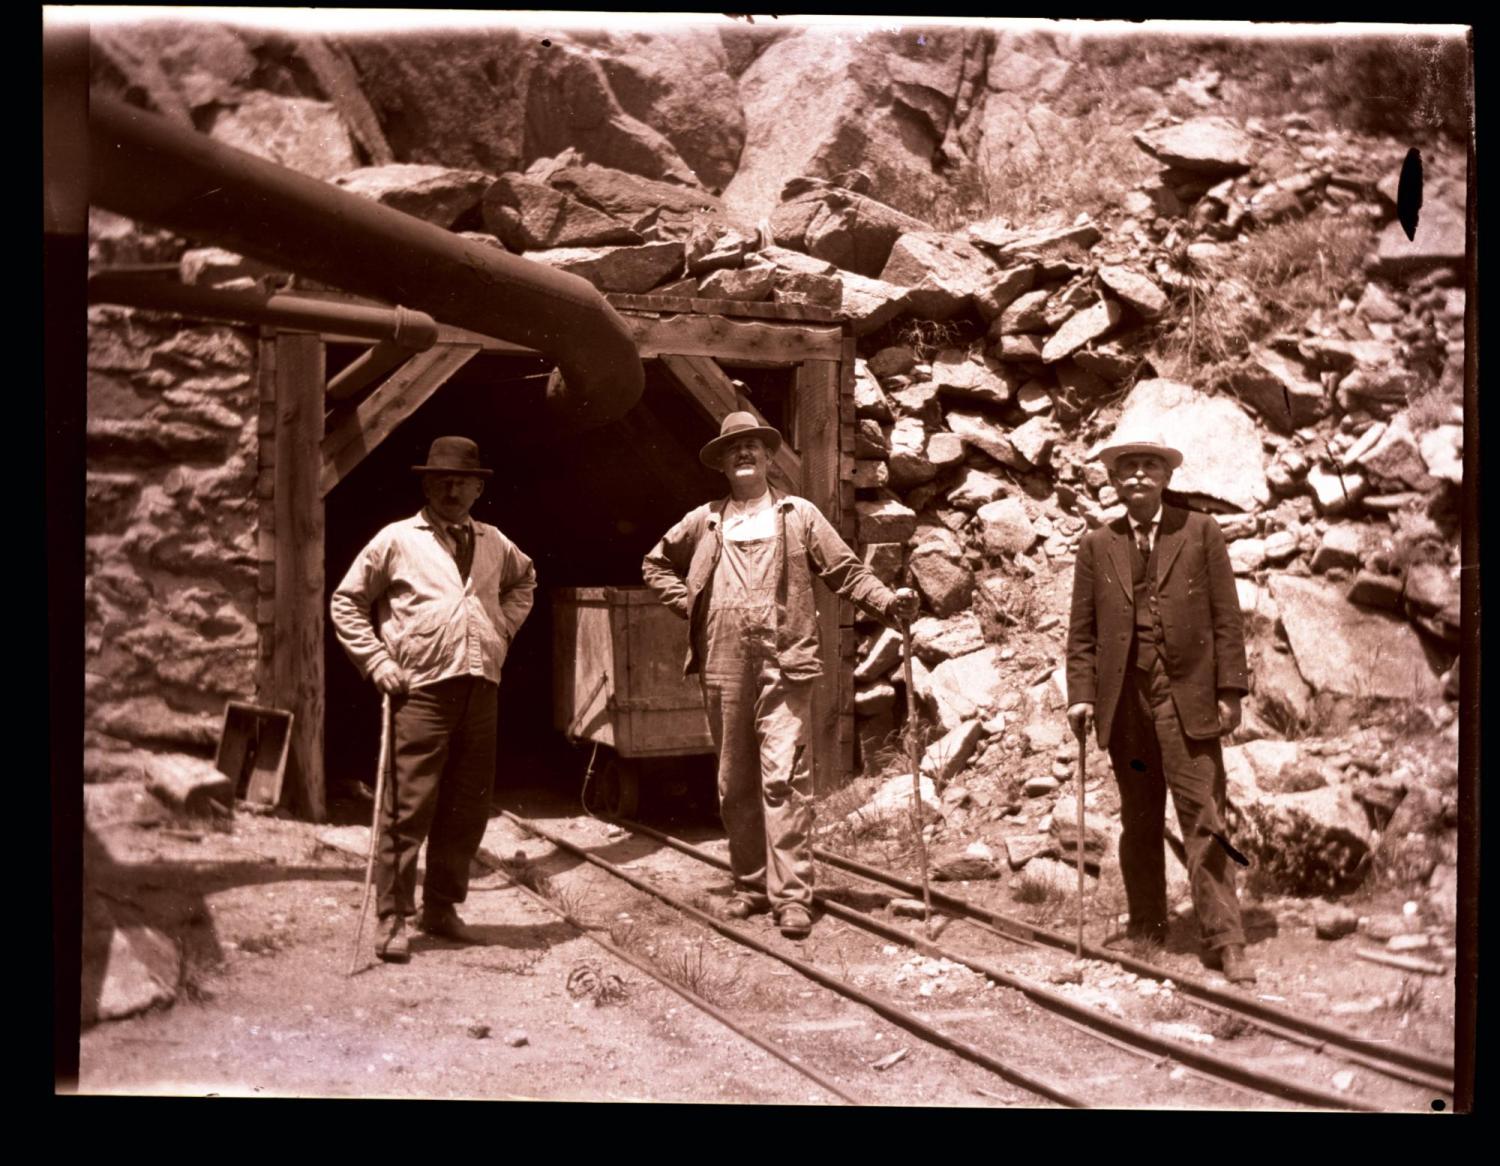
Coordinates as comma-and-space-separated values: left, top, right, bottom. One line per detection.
643, 413, 918, 939
332, 436, 536, 962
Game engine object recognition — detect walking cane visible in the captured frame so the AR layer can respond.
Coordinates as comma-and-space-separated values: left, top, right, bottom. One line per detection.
347, 693, 393, 975
1072, 716, 1088, 959
900, 614, 934, 940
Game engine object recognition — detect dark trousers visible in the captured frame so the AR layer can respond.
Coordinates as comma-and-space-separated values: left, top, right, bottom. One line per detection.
377, 676, 497, 920
1108, 658, 1246, 951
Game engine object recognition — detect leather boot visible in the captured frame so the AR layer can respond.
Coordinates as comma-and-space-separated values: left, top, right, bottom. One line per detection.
1219, 944, 1256, 984
376, 915, 410, 963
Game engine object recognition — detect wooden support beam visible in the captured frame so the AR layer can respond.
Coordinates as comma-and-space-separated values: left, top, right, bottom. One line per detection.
659, 353, 802, 492
271, 332, 326, 821
319, 343, 480, 497
325, 339, 417, 403
626, 314, 842, 363
607, 292, 838, 323
796, 357, 851, 791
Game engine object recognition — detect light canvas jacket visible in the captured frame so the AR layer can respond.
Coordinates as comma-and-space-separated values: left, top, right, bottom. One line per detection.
331, 509, 536, 689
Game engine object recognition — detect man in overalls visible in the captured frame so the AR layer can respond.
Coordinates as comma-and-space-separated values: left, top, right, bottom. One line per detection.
643, 413, 918, 938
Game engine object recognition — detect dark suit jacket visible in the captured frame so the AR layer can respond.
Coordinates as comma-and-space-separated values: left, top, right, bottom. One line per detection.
1066, 505, 1248, 747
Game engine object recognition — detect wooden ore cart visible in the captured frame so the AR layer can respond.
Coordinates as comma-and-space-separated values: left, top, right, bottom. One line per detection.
552, 586, 714, 816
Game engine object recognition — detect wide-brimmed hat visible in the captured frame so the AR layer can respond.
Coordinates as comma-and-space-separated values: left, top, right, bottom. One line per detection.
411, 436, 493, 476
699, 411, 783, 469
1095, 426, 1183, 472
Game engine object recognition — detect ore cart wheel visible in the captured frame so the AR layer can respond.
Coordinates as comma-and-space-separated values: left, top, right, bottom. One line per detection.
587, 754, 640, 820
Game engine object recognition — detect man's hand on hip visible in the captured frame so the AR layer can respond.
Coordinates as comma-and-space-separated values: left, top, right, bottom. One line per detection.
1216, 690, 1242, 734
373, 660, 408, 695
1067, 702, 1094, 741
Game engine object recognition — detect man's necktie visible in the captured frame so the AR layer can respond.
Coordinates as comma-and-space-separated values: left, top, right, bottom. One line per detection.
448, 525, 473, 581
1136, 523, 1153, 563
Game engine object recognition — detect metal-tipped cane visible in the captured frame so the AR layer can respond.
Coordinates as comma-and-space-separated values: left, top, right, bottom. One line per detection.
900, 614, 934, 940
347, 693, 393, 975
1072, 716, 1089, 959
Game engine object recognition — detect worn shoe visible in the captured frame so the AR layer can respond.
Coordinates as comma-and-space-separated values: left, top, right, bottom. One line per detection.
1218, 944, 1257, 985
417, 904, 480, 944
777, 905, 813, 939
1104, 921, 1167, 955
376, 915, 410, 963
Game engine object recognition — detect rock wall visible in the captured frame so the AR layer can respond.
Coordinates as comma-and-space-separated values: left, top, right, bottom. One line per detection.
84, 307, 261, 779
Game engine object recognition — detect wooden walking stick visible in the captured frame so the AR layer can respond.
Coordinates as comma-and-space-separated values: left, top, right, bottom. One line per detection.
1072, 717, 1088, 959
347, 693, 393, 975
900, 613, 934, 940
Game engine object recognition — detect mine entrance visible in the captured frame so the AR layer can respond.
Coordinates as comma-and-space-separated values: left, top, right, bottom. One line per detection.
322, 347, 796, 803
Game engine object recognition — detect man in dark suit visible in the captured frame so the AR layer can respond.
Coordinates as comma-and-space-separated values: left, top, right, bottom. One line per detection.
1066, 430, 1255, 984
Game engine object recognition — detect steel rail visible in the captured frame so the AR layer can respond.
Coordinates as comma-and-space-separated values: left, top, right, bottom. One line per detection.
812, 844, 1455, 1093
502, 812, 1087, 1108
618, 818, 1384, 1112
467, 848, 861, 1105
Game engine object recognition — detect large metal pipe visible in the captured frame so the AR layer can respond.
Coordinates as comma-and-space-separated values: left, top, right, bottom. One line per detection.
89, 92, 643, 427
87, 272, 441, 350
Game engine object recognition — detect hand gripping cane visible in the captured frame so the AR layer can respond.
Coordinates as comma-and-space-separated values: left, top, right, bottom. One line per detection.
347, 694, 393, 975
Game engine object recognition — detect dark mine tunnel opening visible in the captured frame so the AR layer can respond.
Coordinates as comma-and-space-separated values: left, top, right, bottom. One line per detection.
323, 347, 795, 811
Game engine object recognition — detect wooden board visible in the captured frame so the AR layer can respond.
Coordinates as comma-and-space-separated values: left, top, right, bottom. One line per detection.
660, 353, 802, 492
319, 343, 480, 497
214, 701, 293, 807
606, 292, 838, 323
271, 332, 326, 820
625, 314, 843, 363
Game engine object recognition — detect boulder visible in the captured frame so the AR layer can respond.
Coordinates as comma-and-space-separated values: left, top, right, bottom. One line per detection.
546, 165, 723, 231
685, 222, 753, 275
92, 696, 221, 750
1049, 810, 1113, 859
145, 753, 234, 817
921, 719, 985, 787
838, 272, 913, 336
927, 647, 1005, 731
1355, 414, 1436, 491
853, 459, 889, 489
1313, 904, 1360, 940
909, 552, 975, 619
861, 772, 941, 822
861, 542, 905, 586
968, 218, 1101, 259
1310, 524, 1365, 573
868, 345, 918, 379
927, 432, 966, 474
1015, 380, 1055, 416
210, 93, 360, 180
1007, 417, 1058, 468
771, 269, 844, 310
1251, 651, 1313, 728
856, 497, 917, 544
1373, 196, 1468, 276
1103, 379, 1269, 512
333, 164, 494, 228
1346, 570, 1405, 612
853, 362, 894, 421
946, 467, 1007, 511
1355, 282, 1405, 323
1237, 785, 1373, 895
525, 241, 685, 293
1097, 266, 1169, 319
1403, 562, 1459, 621
854, 419, 889, 459
974, 264, 1040, 321
854, 683, 898, 716
1005, 834, 1059, 870
976, 497, 1037, 557
946, 409, 1021, 468
698, 265, 777, 301
880, 231, 1000, 319
931, 840, 1002, 882
854, 627, 904, 684
1418, 424, 1463, 485
1269, 575, 1444, 701
1232, 347, 1329, 432
994, 288, 1052, 335
481, 174, 641, 250
1042, 298, 1124, 364
910, 612, 986, 664
930, 350, 1018, 408
1134, 117, 1254, 174
770, 183, 932, 277
1305, 464, 1367, 514
887, 417, 939, 489
1072, 343, 1137, 383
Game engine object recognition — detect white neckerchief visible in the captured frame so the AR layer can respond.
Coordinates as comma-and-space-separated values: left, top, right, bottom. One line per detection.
723, 492, 775, 541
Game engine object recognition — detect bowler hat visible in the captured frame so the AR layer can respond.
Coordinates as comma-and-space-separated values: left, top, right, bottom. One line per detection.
411, 436, 493, 476
1095, 425, 1183, 472
699, 411, 783, 469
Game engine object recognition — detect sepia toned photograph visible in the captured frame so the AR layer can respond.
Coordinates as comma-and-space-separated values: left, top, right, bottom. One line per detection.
47, 9, 1474, 1110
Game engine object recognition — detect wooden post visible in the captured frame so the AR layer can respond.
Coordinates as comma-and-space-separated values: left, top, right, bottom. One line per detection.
796, 357, 849, 793
271, 331, 326, 821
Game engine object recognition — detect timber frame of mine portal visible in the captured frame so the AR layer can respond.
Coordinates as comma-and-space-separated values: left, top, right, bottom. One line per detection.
256, 292, 859, 821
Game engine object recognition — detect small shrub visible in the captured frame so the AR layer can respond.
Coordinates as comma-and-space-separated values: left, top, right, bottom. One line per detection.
652, 938, 742, 1004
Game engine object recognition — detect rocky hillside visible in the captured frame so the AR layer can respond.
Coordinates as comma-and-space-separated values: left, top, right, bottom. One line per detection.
83, 17, 1469, 926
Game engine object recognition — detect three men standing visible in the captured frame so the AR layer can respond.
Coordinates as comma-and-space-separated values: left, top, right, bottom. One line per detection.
643, 413, 919, 939
332, 437, 536, 962
1065, 429, 1256, 984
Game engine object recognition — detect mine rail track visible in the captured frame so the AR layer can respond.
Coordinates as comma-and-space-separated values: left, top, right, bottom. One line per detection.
504, 811, 1446, 1110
